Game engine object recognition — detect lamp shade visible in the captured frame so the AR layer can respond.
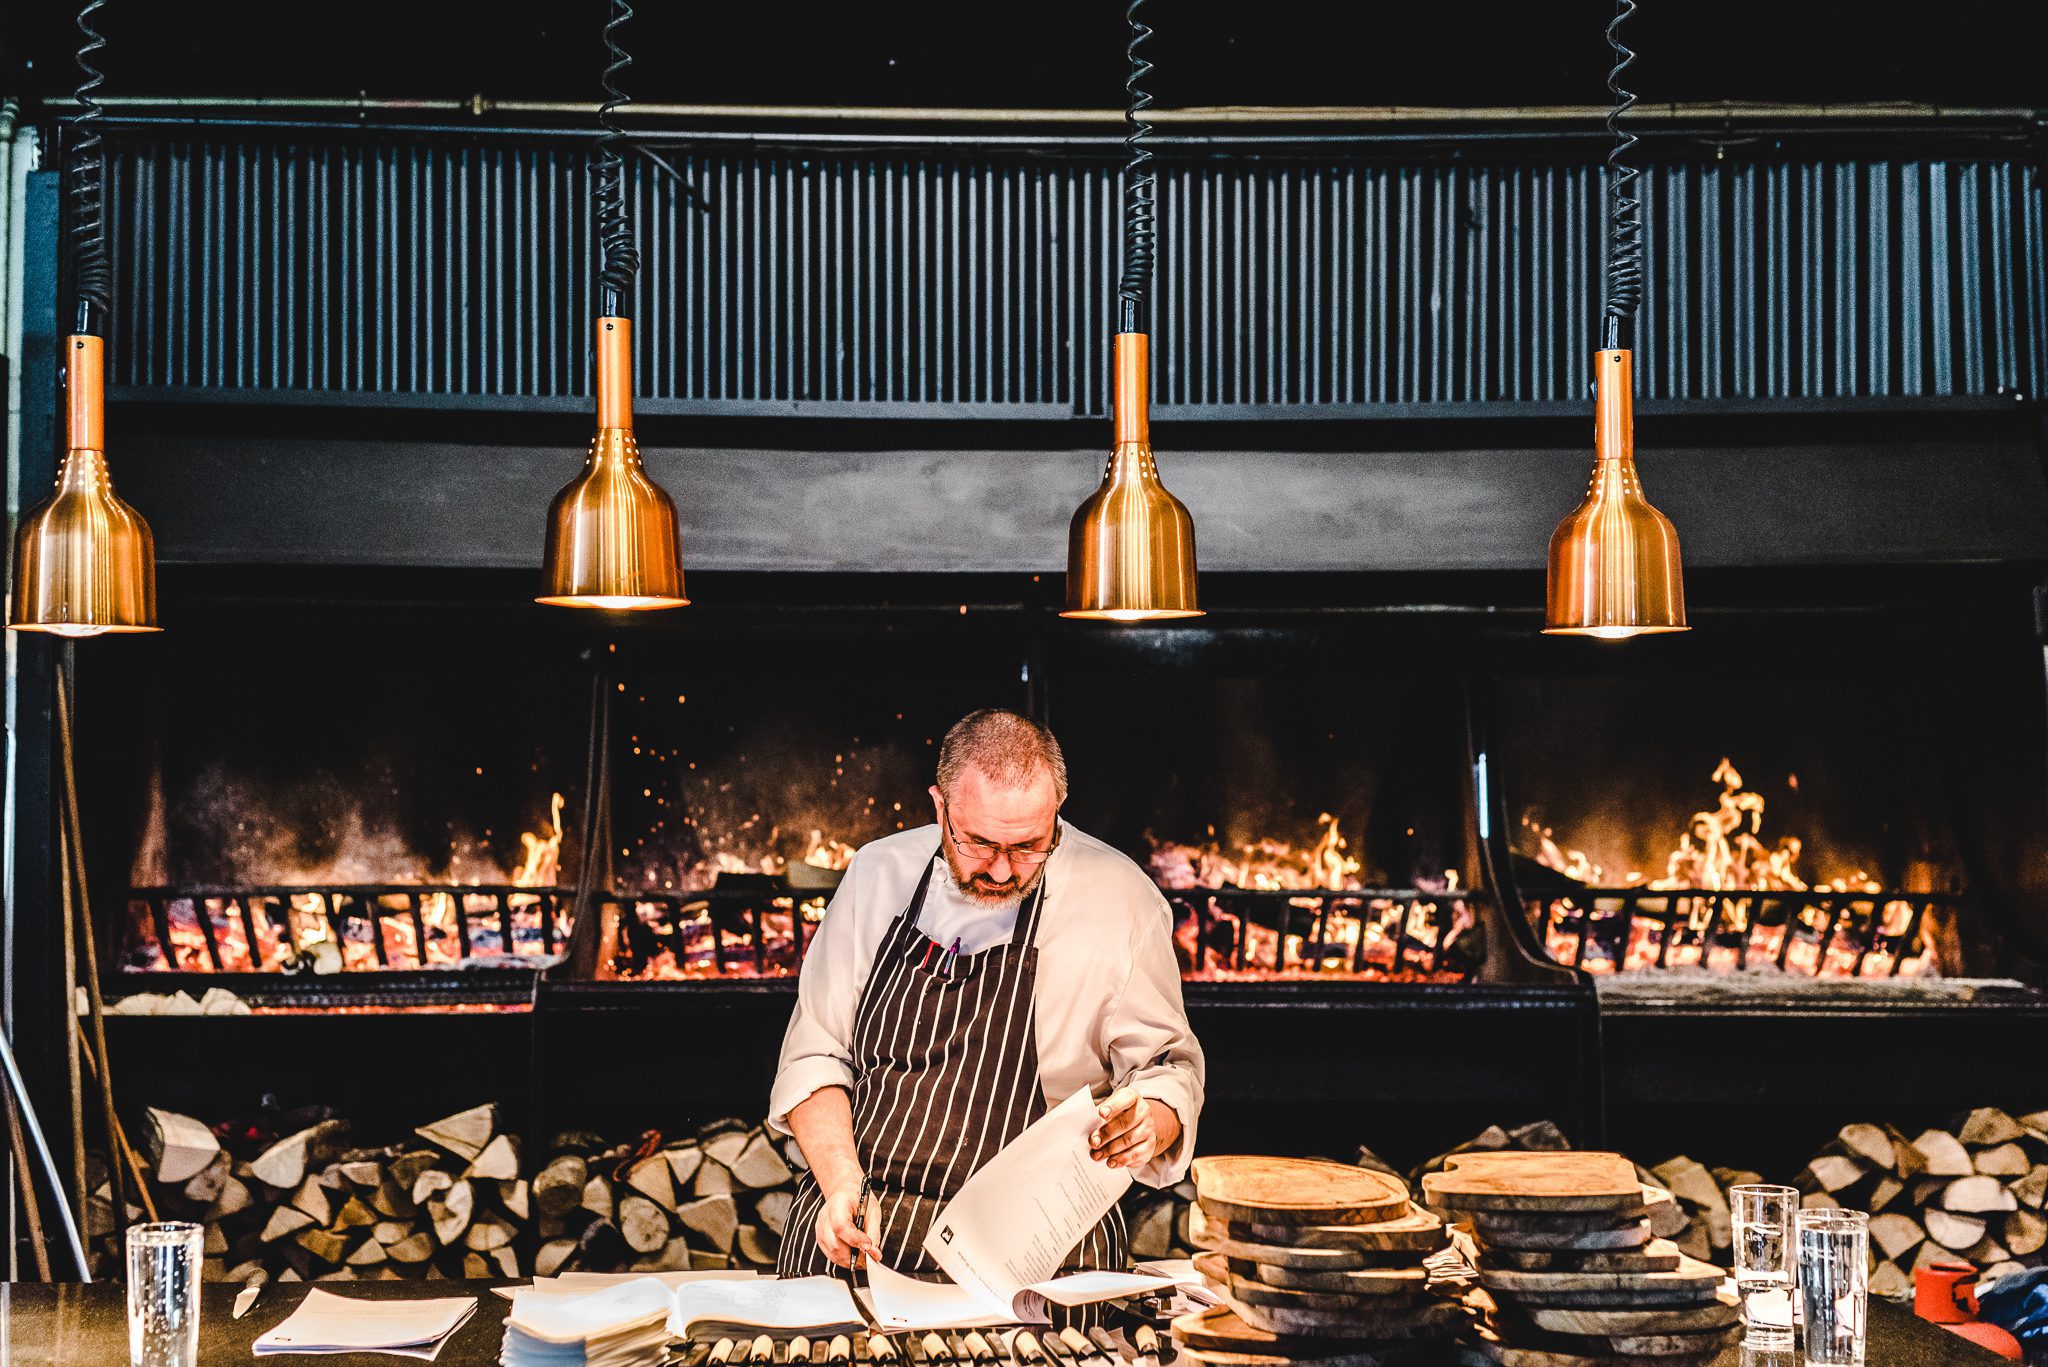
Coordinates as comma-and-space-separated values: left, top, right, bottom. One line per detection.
538, 318, 687, 610
1544, 348, 1687, 638
1063, 333, 1201, 621
9, 334, 159, 636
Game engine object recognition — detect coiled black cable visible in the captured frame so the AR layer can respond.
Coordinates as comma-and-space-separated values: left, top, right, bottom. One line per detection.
1601, 0, 1642, 350
1116, 0, 1156, 334
594, 0, 640, 318
69, 0, 112, 337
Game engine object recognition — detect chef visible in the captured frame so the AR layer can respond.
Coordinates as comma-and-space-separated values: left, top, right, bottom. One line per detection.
770, 708, 1204, 1278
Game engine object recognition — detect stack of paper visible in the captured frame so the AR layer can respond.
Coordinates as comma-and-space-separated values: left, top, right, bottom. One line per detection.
502, 1278, 675, 1367
253, 1288, 478, 1359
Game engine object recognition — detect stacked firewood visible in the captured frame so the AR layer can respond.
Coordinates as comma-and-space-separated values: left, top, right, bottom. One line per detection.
134, 1104, 807, 1284
1785, 1109, 2048, 1295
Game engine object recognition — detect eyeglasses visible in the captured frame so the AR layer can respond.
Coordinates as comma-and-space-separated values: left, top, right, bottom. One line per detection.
942, 807, 1062, 866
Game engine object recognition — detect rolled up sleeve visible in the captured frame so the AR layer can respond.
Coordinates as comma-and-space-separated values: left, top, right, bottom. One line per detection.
1105, 894, 1205, 1188
767, 867, 865, 1135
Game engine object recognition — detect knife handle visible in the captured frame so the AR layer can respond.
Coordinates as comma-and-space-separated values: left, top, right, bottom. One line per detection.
830, 1335, 853, 1363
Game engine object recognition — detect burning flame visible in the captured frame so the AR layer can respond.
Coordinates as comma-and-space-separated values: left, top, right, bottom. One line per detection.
1148, 813, 1365, 892
513, 792, 567, 887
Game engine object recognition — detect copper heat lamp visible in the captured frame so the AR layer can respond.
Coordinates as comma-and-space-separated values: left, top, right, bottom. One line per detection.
538, 0, 685, 611
1542, 0, 1686, 639
1063, 0, 1200, 621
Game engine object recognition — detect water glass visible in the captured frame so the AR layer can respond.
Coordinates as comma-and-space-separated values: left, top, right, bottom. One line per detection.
127, 1222, 204, 1367
1795, 1208, 1869, 1367
1731, 1183, 1799, 1345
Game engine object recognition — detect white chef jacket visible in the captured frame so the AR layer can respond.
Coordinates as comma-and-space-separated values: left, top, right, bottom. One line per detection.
768, 821, 1204, 1189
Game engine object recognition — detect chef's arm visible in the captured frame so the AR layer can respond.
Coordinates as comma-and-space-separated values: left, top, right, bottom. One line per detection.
787, 1086, 864, 1198
1106, 899, 1207, 1188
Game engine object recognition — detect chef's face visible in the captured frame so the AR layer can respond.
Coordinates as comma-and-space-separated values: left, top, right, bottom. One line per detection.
929, 764, 1061, 908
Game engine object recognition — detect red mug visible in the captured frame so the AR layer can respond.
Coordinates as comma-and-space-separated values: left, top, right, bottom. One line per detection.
1916, 1260, 1981, 1324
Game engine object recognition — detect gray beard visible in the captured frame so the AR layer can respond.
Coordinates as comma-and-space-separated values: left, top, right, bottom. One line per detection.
940, 844, 1048, 911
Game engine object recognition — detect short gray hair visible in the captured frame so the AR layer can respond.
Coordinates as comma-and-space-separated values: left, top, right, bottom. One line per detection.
936, 709, 1068, 804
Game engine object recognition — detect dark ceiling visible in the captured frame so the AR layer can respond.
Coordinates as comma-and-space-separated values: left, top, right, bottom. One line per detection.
4, 0, 2045, 113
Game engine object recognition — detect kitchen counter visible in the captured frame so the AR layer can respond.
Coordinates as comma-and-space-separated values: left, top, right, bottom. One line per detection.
0, 1281, 2015, 1367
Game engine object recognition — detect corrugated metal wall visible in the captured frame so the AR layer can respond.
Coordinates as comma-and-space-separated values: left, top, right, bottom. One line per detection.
103, 131, 2047, 415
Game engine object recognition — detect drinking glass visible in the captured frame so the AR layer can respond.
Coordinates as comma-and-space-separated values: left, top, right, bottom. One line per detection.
1731, 1184, 1799, 1345
1795, 1208, 1869, 1367
127, 1221, 204, 1367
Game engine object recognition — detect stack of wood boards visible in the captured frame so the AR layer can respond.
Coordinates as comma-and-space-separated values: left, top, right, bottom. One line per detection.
1177, 1156, 1467, 1367
1422, 1153, 1740, 1367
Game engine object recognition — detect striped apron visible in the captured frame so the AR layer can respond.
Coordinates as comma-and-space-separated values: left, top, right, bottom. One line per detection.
779, 851, 1128, 1290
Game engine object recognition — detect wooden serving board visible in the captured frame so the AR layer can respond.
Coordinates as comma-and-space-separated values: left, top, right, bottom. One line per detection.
1206, 1205, 1448, 1253
1516, 1289, 1741, 1336
1469, 1190, 1673, 1235
1485, 1242, 1681, 1274
1425, 1154, 1645, 1214
1493, 1285, 1725, 1310
1219, 1254, 1431, 1296
1194, 1156, 1411, 1226
1603, 1328, 1744, 1356
1459, 1322, 1723, 1367
1191, 1204, 1397, 1270
1199, 1256, 1421, 1311
1472, 1220, 1654, 1252
1182, 1345, 1431, 1367
1479, 1252, 1725, 1298
1223, 1295, 1467, 1339
1172, 1305, 1411, 1356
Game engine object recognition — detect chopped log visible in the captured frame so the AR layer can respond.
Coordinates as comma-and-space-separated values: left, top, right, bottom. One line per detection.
372, 1221, 410, 1246
464, 1133, 520, 1182
1959, 1235, 2011, 1265
535, 1156, 588, 1219
1869, 1213, 1925, 1261
1508, 1120, 1572, 1151
619, 1195, 672, 1254
664, 1144, 705, 1190
1869, 1262, 1913, 1299
499, 1179, 530, 1221
465, 1213, 517, 1253
1868, 1176, 1907, 1212
1836, 1124, 1896, 1171
678, 1194, 739, 1252
462, 1253, 490, 1280
370, 1180, 416, 1220
731, 1130, 795, 1189
1913, 1130, 1974, 1178
690, 1249, 733, 1271
2003, 1208, 2048, 1256
210, 1176, 253, 1220
1914, 1241, 1962, 1272
389, 1151, 439, 1189
537, 1215, 569, 1240
1908, 1176, 1951, 1209
536, 1238, 578, 1277
290, 1176, 333, 1225
693, 1161, 736, 1198
1974, 1143, 2031, 1177
411, 1170, 454, 1206
145, 1108, 221, 1185
735, 1224, 777, 1266
702, 1127, 750, 1171
1944, 1176, 2019, 1214
315, 1163, 350, 1192
385, 1231, 435, 1264
428, 1179, 475, 1247
260, 1206, 316, 1243
1886, 1127, 1930, 1178
1805, 1155, 1870, 1194
416, 1104, 497, 1163
1925, 1209, 1989, 1250
483, 1246, 519, 1278
582, 1175, 615, 1221
579, 1218, 627, 1270
252, 1120, 346, 1190
632, 1237, 696, 1273
339, 1160, 385, 1189
1800, 1191, 1840, 1211
1959, 1109, 2027, 1148
184, 1155, 230, 1205
333, 1196, 377, 1230
1985, 1260, 2028, 1280
295, 1227, 351, 1266
756, 1189, 794, 1238
346, 1237, 388, 1268
2014, 1167, 2048, 1210
204, 1224, 229, 1256
626, 1155, 678, 1212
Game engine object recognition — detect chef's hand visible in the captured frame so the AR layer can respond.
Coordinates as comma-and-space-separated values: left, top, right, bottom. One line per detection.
1090, 1088, 1181, 1171
815, 1179, 882, 1270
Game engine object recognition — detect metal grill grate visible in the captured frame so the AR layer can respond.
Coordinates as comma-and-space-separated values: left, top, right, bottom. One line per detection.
100, 132, 2047, 415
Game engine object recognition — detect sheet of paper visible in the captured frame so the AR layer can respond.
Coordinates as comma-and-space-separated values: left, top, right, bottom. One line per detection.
252, 1288, 478, 1358
922, 1087, 1133, 1313
667, 1274, 865, 1338
861, 1258, 1009, 1331
1024, 1270, 1179, 1308
509, 1277, 674, 1344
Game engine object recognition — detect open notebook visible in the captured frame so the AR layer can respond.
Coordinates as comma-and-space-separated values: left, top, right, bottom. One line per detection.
667, 1277, 868, 1339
